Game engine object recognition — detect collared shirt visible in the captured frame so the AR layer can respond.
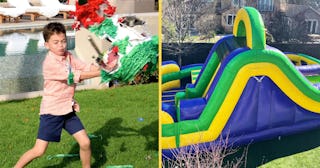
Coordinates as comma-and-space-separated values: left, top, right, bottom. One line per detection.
40, 51, 91, 115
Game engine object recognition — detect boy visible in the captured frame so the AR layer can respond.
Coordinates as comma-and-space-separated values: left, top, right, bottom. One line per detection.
14, 22, 101, 168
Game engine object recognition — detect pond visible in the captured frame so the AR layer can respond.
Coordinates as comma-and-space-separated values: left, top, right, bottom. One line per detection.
0, 28, 75, 95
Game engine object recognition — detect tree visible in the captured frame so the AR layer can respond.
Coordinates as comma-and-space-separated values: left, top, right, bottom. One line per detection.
267, 11, 290, 42
267, 7, 310, 43
162, 0, 209, 66
288, 0, 320, 9
194, 3, 219, 41
289, 11, 310, 43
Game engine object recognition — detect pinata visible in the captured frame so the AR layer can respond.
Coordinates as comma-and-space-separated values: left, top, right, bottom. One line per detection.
73, 0, 158, 83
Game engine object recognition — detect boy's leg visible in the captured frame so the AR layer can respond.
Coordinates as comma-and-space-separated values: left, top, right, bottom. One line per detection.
14, 139, 49, 168
73, 129, 91, 168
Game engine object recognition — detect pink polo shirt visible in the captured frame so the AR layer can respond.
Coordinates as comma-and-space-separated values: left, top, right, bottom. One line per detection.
40, 51, 91, 115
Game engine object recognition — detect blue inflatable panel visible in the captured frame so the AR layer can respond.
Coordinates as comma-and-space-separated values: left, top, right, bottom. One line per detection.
221, 76, 320, 142
185, 83, 195, 89
180, 97, 206, 121
312, 83, 320, 89
162, 88, 184, 102
162, 60, 178, 66
296, 65, 320, 75
162, 92, 176, 102
162, 102, 177, 122
193, 35, 232, 86
163, 76, 320, 159
205, 47, 250, 100
181, 64, 203, 70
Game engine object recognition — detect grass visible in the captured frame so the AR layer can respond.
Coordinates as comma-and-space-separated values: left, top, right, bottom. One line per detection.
260, 147, 320, 168
0, 83, 158, 168
259, 147, 320, 168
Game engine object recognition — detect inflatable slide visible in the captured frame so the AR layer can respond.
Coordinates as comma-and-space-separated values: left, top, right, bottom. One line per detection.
161, 7, 320, 159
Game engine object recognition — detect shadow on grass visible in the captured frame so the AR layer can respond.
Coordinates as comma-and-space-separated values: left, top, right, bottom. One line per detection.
138, 120, 158, 151
44, 117, 138, 168
44, 117, 158, 168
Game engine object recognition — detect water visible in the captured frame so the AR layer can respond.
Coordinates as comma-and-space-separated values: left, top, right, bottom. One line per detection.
0, 29, 75, 95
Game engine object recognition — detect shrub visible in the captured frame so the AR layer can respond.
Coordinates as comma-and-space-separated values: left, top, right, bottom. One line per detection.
133, 63, 158, 84
162, 135, 247, 168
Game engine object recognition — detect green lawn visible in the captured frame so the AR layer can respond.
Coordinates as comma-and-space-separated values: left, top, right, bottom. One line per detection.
0, 83, 158, 168
259, 147, 320, 168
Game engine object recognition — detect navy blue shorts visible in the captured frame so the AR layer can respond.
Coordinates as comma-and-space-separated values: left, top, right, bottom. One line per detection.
37, 112, 84, 142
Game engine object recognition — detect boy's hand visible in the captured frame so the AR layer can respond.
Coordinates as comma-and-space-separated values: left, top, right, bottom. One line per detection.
90, 63, 101, 71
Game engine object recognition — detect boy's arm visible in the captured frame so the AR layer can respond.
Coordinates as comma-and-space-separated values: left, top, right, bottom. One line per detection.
79, 64, 101, 80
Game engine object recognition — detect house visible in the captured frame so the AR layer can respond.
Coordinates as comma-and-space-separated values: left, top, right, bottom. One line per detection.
279, 4, 320, 34
214, 0, 320, 35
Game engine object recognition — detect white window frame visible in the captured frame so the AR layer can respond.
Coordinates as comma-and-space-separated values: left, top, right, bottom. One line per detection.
257, 0, 274, 12
232, 0, 245, 7
226, 14, 236, 26
306, 19, 318, 34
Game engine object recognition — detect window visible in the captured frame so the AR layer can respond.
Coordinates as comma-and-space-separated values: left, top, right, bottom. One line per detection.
257, 0, 274, 12
306, 20, 318, 34
154, 0, 158, 10
227, 14, 236, 26
232, 0, 245, 7
232, 0, 239, 7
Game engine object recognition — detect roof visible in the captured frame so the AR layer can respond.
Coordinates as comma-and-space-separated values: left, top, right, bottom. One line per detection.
282, 4, 320, 18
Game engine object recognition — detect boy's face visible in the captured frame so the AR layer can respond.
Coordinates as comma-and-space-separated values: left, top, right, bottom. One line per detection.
44, 33, 67, 56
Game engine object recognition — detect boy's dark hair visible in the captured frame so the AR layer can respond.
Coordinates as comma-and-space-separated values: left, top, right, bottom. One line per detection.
43, 22, 66, 42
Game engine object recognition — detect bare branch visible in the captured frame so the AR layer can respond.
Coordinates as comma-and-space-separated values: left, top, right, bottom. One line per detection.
162, 0, 214, 66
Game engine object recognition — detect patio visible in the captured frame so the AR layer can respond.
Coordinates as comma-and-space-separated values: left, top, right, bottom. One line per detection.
0, 16, 74, 31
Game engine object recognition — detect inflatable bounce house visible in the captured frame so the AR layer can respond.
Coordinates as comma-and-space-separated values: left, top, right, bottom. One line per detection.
73, 0, 158, 84
161, 6, 320, 164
